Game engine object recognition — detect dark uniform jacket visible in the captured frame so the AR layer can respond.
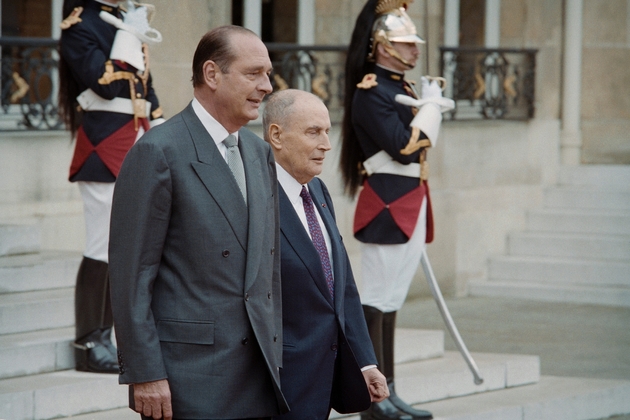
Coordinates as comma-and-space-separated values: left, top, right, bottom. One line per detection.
351, 65, 434, 245
60, 0, 161, 182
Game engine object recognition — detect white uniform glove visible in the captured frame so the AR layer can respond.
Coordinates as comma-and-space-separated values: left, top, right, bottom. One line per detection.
421, 76, 444, 101
100, 2, 162, 72
408, 77, 445, 147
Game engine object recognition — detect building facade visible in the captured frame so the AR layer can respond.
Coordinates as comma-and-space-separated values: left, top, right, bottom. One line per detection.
1, 0, 628, 296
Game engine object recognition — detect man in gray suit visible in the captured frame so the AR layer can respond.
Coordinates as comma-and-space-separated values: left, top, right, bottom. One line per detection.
109, 26, 288, 420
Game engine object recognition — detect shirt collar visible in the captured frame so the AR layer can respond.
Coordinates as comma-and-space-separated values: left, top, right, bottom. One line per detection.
191, 97, 238, 146
276, 163, 307, 205
376, 63, 405, 76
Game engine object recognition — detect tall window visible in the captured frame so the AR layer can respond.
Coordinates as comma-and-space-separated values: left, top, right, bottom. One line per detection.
232, 0, 297, 43
459, 0, 485, 46
2, 0, 52, 37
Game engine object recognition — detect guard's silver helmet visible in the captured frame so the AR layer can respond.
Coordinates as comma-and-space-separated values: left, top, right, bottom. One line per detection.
368, 2, 424, 65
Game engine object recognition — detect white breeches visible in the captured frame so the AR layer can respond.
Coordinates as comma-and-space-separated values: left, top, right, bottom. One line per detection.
78, 181, 115, 263
360, 196, 427, 312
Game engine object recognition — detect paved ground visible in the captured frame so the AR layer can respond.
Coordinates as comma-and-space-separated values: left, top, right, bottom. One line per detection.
397, 295, 630, 419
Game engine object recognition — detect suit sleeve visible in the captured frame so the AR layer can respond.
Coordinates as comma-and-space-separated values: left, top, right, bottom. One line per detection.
109, 135, 172, 384
318, 179, 377, 368
269, 144, 283, 369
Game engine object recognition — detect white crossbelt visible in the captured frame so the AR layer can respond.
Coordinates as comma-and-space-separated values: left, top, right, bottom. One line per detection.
362, 150, 420, 178
77, 88, 151, 117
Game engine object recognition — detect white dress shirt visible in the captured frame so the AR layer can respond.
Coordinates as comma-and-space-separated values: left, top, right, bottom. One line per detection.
191, 97, 238, 161
276, 164, 334, 276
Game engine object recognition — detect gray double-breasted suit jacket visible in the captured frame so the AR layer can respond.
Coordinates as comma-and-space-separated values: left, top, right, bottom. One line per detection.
109, 102, 288, 419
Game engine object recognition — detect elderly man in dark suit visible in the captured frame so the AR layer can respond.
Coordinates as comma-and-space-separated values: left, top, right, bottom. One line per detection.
263, 89, 389, 420
109, 26, 288, 420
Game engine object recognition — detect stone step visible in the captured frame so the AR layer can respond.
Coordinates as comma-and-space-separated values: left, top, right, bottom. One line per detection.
340, 376, 630, 420
0, 327, 442, 382
543, 187, 630, 211
559, 165, 630, 190
0, 252, 81, 294
331, 351, 539, 419
4, 351, 538, 420
0, 370, 127, 420
58, 376, 630, 420
0, 327, 75, 380
488, 255, 630, 288
393, 351, 540, 405
395, 328, 445, 363
507, 231, 630, 262
0, 224, 41, 257
64, 376, 630, 420
527, 208, 630, 235
0, 200, 84, 254
0, 288, 74, 335
468, 279, 630, 308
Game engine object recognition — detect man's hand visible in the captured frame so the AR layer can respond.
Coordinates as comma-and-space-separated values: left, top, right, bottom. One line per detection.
362, 368, 390, 402
133, 379, 173, 420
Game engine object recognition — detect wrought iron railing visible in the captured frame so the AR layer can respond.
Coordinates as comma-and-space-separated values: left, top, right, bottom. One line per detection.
0, 37, 63, 130
264, 43, 347, 120
0, 40, 539, 130
440, 47, 537, 120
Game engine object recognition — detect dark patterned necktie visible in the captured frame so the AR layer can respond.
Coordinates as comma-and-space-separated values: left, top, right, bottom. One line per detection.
300, 186, 334, 299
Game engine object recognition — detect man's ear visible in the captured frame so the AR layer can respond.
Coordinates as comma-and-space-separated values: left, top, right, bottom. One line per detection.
267, 123, 283, 151
203, 60, 220, 90
376, 43, 391, 59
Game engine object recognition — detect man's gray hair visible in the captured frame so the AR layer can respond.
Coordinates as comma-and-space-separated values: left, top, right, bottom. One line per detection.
262, 89, 298, 142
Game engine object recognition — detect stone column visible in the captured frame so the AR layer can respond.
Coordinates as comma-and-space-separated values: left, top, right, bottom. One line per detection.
444, 0, 459, 47
298, 0, 315, 44
443, 0, 459, 99
244, 0, 262, 37
485, 0, 500, 48
561, 0, 583, 165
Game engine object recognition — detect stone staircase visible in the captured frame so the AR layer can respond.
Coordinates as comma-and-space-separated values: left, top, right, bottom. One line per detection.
1, 224, 630, 419
469, 165, 630, 307
0, 225, 126, 419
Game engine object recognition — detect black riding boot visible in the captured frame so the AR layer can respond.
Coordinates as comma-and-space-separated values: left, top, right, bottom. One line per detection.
360, 306, 411, 420
383, 311, 432, 420
73, 256, 118, 373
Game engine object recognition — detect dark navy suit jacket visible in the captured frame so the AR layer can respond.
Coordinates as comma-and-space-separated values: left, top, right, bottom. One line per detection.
275, 177, 376, 419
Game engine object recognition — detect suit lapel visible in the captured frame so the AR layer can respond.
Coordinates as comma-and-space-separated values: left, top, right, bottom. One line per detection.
183, 103, 248, 250
279, 185, 334, 307
240, 129, 268, 292
308, 179, 346, 311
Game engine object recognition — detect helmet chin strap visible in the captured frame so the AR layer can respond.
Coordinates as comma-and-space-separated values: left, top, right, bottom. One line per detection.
370, 30, 415, 69
383, 43, 415, 69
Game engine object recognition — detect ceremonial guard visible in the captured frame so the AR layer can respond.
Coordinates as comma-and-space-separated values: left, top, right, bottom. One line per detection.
341, 1, 451, 419
58, 0, 163, 373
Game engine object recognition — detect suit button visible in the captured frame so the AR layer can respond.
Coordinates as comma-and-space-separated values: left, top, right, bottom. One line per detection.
270, 247, 275, 255
242, 337, 249, 345
222, 249, 230, 257
274, 334, 278, 342
267, 291, 271, 299
244, 293, 249, 301
331, 344, 338, 351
